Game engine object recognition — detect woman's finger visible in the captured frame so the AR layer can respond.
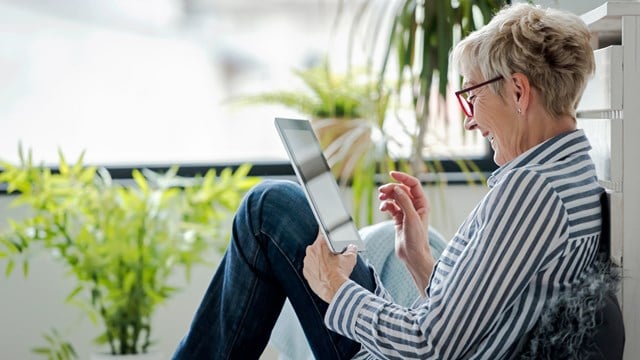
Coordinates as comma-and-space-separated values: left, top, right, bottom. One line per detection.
393, 186, 421, 221
390, 171, 429, 217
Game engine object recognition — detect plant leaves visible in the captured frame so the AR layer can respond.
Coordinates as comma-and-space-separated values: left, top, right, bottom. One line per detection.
132, 169, 149, 194
22, 259, 29, 277
5, 259, 14, 277
0, 149, 258, 354
65, 286, 83, 303
31, 347, 51, 354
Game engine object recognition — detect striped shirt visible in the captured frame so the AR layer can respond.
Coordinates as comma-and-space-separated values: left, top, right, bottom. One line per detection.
325, 129, 603, 359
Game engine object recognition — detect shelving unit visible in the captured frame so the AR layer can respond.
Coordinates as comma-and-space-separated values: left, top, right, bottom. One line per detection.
579, 2, 640, 357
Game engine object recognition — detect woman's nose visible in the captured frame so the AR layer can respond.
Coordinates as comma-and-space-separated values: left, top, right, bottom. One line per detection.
464, 115, 477, 131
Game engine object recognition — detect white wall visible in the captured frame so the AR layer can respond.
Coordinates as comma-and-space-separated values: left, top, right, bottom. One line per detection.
0, 184, 488, 360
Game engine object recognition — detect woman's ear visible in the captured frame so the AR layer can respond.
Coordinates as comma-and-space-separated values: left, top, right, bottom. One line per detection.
511, 73, 531, 114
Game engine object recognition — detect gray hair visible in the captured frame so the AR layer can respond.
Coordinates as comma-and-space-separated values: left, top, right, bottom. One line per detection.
452, 3, 595, 118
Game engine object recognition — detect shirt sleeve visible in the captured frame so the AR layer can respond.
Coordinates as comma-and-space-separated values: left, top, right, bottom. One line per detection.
324, 169, 569, 359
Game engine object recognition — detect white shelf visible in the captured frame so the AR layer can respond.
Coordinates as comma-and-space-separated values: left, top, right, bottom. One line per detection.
580, 2, 640, 357
582, 1, 640, 34
578, 46, 623, 112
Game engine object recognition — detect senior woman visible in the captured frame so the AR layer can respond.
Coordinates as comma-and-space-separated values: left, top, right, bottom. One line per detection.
173, 3, 609, 359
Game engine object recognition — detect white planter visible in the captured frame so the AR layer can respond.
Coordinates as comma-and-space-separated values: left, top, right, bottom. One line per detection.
90, 353, 164, 360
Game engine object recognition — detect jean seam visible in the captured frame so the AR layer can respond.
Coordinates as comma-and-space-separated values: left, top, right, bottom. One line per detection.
224, 242, 263, 360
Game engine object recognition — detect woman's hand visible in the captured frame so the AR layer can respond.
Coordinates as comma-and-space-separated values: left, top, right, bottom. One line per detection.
378, 171, 434, 296
303, 233, 358, 303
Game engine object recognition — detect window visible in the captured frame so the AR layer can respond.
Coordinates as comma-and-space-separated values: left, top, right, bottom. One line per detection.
0, 0, 489, 170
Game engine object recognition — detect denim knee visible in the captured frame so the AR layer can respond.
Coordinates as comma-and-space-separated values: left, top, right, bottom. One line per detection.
239, 179, 318, 257
243, 179, 304, 217
247, 179, 302, 202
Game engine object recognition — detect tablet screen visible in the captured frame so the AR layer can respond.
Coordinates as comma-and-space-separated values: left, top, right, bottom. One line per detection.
276, 118, 365, 253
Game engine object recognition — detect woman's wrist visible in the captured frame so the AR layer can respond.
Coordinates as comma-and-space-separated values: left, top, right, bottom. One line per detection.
320, 273, 348, 303
405, 248, 435, 297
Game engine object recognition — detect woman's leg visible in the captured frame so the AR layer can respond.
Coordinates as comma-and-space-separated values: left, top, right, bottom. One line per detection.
172, 180, 376, 359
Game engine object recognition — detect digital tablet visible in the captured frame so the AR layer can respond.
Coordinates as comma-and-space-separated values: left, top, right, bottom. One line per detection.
275, 117, 366, 254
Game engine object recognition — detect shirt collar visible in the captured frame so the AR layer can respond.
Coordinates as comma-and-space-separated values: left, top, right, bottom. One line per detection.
487, 129, 592, 188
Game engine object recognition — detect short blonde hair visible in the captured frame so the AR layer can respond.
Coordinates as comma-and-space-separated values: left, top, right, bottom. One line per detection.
452, 3, 595, 118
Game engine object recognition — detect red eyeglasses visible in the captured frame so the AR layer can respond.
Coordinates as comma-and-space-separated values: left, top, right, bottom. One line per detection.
454, 76, 503, 118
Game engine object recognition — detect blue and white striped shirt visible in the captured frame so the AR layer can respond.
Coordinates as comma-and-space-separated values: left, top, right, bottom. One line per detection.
325, 129, 603, 359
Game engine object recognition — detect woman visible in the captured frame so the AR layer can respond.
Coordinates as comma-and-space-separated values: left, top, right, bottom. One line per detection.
173, 3, 605, 359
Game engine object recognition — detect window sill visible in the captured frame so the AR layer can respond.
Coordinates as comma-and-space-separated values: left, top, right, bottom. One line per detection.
0, 158, 498, 195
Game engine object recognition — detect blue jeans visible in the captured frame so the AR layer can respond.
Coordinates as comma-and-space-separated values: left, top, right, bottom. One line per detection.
172, 180, 376, 359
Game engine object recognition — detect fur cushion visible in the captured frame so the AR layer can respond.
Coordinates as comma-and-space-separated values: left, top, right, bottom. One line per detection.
517, 256, 622, 359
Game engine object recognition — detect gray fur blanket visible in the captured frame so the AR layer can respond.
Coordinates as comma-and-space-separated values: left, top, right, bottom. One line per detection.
517, 256, 622, 359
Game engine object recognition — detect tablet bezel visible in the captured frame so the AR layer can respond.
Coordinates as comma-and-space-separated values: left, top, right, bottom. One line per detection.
275, 117, 366, 254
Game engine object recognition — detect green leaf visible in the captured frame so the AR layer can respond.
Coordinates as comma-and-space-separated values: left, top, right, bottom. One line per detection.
17, 142, 25, 165
233, 163, 252, 179
79, 167, 96, 183
32, 329, 78, 360
166, 164, 180, 179
57, 149, 69, 176
31, 347, 51, 354
5, 259, 15, 277
62, 343, 77, 359
92, 332, 109, 345
132, 169, 149, 194
219, 167, 232, 182
22, 259, 29, 277
65, 286, 83, 303
123, 272, 136, 292
43, 332, 55, 344
72, 150, 87, 173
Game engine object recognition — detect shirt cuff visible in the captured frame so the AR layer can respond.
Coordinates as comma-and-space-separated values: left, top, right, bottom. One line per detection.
324, 280, 367, 339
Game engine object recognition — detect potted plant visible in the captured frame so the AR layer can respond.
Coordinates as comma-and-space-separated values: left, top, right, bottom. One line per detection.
239, 63, 393, 226
345, 0, 509, 174
0, 148, 260, 358
240, 1, 510, 223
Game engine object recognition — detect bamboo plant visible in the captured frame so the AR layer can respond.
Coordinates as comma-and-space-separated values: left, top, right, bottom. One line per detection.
0, 148, 260, 356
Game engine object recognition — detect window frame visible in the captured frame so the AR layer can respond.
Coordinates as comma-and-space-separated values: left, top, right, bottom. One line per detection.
0, 151, 498, 195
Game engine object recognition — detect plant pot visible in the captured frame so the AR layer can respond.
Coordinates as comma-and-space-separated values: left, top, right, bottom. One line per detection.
90, 353, 164, 360
311, 118, 375, 182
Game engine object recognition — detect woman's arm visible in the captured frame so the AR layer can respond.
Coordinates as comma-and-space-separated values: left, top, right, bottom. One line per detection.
379, 171, 434, 296
325, 170, 569, 359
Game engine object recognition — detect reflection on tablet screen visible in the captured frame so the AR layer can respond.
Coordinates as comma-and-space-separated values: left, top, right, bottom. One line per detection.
281, 125, 363, 252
